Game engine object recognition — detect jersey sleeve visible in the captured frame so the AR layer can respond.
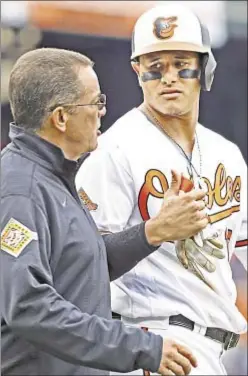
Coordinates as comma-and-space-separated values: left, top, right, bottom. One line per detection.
76, 146, 136, 233
233, 148, 247, 270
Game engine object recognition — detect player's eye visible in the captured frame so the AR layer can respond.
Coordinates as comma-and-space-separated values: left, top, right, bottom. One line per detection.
175, 61, 188, 69
150, 62, 162, 70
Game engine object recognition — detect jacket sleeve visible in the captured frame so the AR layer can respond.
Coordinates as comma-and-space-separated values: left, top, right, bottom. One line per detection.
103, 222, 158, 281
1, 195, 162, 373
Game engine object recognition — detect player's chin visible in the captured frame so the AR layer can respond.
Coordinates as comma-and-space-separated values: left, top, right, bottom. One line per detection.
159, 105, 182, 117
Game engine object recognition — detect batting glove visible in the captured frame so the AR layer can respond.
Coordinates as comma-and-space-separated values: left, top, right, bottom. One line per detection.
175, 227, 225, 289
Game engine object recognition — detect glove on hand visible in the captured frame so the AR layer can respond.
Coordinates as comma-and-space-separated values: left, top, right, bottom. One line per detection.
175, 176, 225, 288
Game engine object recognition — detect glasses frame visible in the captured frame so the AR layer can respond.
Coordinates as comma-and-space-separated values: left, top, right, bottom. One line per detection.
48, 93, 106, 112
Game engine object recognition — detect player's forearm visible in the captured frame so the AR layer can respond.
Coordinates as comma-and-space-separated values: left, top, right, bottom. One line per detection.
103, 222, 158, 281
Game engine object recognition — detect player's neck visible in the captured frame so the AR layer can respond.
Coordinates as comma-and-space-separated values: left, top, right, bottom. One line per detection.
140, 103, 198, 154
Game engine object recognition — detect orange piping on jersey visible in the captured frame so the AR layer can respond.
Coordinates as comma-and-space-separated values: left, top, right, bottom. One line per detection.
235, 239, 248, 248
208, 205, 240, 224
225, 229, 233, 261
225, 229, 233, 241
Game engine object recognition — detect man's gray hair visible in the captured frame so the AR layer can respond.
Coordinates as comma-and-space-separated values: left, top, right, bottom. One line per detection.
8, 47, 94, 130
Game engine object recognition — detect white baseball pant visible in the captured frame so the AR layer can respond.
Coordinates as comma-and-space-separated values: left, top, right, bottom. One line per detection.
110, 321, 227, 375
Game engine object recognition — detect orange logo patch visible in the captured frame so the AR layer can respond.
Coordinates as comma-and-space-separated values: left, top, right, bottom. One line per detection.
153, 17, 178, 39
78, 187, 98, 211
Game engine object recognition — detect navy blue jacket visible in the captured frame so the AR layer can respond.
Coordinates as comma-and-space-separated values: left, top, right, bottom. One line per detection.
1, 124, 162, 375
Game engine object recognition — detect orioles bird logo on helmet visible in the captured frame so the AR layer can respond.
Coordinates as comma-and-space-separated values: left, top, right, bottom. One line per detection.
153, 16, 178, 39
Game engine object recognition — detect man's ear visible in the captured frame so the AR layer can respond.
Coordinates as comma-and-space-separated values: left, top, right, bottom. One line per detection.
131, 61, 142, 87
51, 107, 69, 133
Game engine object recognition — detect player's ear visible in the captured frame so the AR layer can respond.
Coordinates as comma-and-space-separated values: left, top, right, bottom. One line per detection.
131, 61, 140, 75
131, 61, 142, 87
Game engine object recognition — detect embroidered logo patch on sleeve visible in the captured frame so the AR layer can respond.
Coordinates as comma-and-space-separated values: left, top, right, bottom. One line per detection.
1, 218, 38, 257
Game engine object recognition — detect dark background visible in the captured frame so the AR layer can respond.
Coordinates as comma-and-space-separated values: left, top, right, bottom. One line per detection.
1, 30, 247, 161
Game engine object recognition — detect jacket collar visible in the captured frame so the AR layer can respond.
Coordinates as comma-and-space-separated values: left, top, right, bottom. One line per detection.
8, 123, 90, 178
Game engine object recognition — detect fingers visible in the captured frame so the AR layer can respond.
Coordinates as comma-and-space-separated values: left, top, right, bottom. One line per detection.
205, 237, 224, 250
166, 360, 185, 375
175, 240, 188, 268
166, 170, 182, 196
202, 242, 225, 259
193, 232, 204, 247
158, 347, 195, 375
195, 200, 206, 212
176, 343, 198, 368
188, 260, 215, 290
158, 367, 175, 375
159, 339, 197, 375
174, 352, 192, 375
187, 188, 206, 201
185, 239, 216, 272
196, 217, 209, 232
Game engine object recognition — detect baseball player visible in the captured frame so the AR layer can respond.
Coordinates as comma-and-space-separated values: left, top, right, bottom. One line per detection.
76, 4, 247, 375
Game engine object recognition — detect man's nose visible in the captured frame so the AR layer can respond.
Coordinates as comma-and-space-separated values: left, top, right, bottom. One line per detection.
98, 106, 106, 118
161, 66, 178, 85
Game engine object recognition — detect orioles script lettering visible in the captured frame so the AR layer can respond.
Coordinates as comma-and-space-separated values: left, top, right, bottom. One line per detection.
138, 164, 241, 224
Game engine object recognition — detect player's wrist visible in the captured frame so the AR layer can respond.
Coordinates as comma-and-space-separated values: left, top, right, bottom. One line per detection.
145, 218, 170, 246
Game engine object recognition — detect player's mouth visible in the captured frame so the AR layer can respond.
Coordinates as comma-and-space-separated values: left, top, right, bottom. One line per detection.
160, 88, 182, 99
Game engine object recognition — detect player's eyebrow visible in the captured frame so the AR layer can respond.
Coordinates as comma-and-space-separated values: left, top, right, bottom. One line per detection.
145, 58, 162, 66
147, 55, 161, 62
174, 53, 194, 59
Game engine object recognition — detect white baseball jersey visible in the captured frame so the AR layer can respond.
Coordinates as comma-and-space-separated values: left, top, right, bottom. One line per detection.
76, 108, 247, 334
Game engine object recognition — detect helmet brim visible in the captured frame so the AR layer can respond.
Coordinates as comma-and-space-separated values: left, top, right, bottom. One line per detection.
131, 41, 209, 60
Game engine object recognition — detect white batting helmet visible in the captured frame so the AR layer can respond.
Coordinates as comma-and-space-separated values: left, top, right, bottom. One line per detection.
131, 4, 217, 91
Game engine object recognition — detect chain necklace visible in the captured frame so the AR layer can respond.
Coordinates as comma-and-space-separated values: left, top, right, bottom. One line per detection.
142, 106, 203, 188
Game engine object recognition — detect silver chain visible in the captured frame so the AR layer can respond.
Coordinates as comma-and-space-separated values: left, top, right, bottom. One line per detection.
143, 106, 203, 187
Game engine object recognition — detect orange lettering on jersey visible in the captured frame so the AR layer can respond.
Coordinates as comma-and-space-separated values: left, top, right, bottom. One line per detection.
232, 177, 241, 202
138, 164, 241, 224
138, 169, 169, 220
202, 163, 241, 210
208, 205, 240, 224
202, 163, 241, 223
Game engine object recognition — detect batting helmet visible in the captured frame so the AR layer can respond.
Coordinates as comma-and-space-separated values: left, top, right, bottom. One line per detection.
131, 4, 217, 91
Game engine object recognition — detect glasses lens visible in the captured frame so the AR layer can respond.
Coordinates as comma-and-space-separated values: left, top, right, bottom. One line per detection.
98, 94, 106, 110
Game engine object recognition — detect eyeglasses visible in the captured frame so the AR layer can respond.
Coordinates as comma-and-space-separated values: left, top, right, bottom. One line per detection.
49, 93, 106, 112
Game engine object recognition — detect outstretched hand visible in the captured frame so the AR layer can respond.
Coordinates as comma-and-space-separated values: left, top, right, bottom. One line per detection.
145, 170, 209, 246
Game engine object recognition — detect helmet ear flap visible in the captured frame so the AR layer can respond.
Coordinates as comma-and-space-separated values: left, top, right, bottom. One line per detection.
200, 53, 208, 90
200, 51, 217, 91
197, 19, 217, 91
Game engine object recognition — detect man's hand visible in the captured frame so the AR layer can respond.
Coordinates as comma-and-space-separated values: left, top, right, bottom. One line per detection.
157, 338, 198, 375
145, 170, 208, 246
